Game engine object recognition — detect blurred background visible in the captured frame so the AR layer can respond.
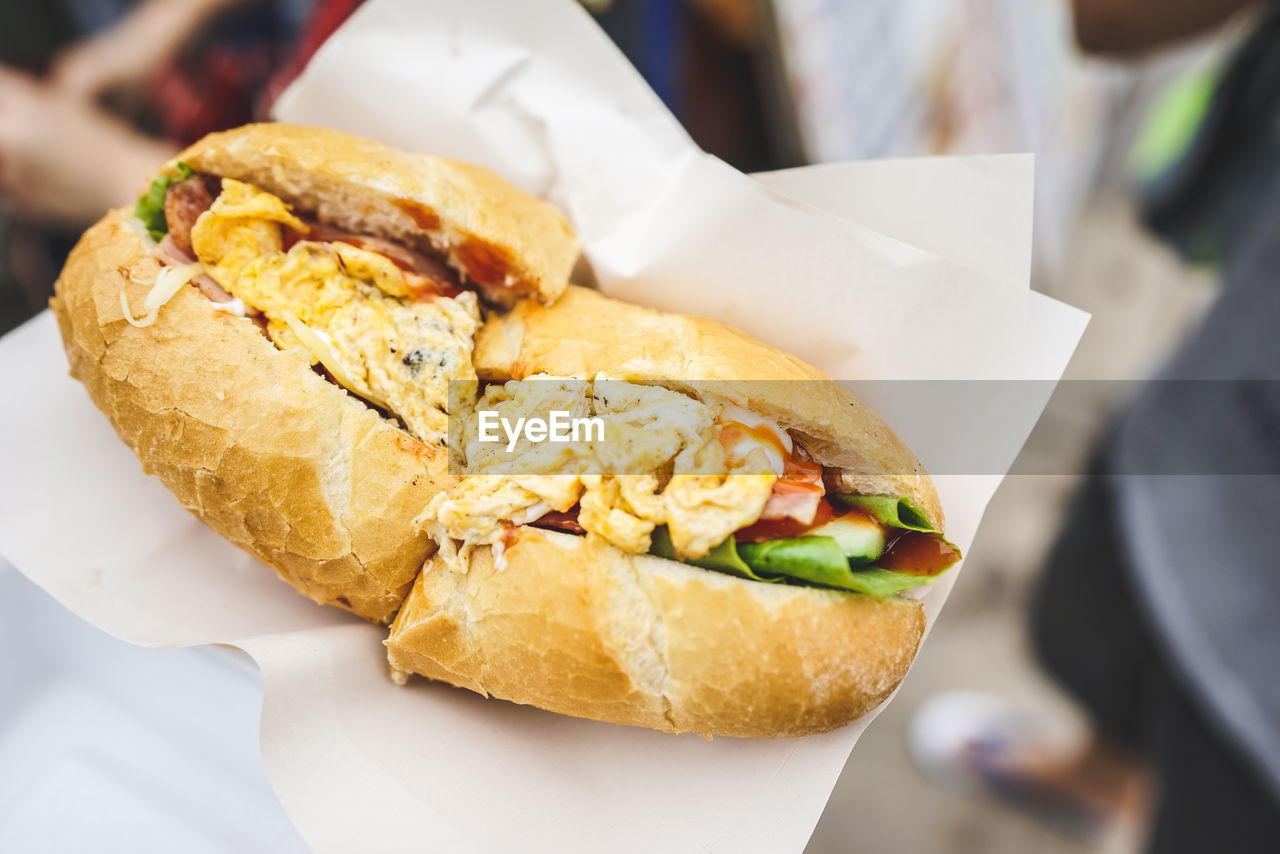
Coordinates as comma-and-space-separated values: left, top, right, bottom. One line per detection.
0, 1, 1273, 852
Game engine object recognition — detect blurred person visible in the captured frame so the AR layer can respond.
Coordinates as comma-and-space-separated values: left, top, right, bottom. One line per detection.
0, 0, 782, 227
0, 0, 792, 336
0, 0, 314, 225
0, 0, 131, 333
912, 2, 1280, 852
0, 67, 175, 228
0, 0, 351, 336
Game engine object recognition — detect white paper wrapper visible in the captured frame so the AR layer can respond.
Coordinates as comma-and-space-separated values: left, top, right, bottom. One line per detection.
0, 0, 1088, 850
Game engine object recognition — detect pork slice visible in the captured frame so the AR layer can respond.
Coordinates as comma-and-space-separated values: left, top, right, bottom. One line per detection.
163, 173, 221, 255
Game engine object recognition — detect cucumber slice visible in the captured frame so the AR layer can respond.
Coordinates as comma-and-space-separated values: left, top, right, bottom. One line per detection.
808, 514, 885, 562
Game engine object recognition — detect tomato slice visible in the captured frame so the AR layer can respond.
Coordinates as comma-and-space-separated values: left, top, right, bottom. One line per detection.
735, 498, 836, 543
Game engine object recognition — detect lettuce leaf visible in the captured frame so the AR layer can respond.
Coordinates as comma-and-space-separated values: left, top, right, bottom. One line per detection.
647, 495, 960, 598
736, 536, 940, 597
649, 528, 942, 598
827, 567, 940, 598
834, 495, 937, 532
650, 526, 776, 583
134, 161, 193, 241
736, 536, 850, 587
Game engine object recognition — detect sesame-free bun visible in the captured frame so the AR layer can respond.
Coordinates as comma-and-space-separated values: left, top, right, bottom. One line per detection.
53, 126, 944, 735
52, 209, 449, 623
176, 123, 579, 304
386, 527, 925, 737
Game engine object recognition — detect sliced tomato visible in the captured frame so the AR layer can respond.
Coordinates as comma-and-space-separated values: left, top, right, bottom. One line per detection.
735, 498, 836, 543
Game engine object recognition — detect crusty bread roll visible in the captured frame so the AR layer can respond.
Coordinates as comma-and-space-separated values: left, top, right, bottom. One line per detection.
388, 528, 925, 738
51, 125, 580, 623
53, 209, 448, 623
178, 124, 579, 305
387, 286, 944, 736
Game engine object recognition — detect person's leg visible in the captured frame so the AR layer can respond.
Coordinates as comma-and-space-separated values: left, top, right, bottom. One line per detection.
1145, 673, 1280, 854
1032, 456, 1280, 851
910, 459, 1150, 842
1029, 460, 1160, 750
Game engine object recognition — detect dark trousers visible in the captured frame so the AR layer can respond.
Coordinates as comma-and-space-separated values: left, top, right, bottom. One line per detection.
1030, 461, 1280, 854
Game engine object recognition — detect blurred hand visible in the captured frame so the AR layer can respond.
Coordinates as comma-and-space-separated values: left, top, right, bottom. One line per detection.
49, 0, 247, 101
0, 67, 175, 227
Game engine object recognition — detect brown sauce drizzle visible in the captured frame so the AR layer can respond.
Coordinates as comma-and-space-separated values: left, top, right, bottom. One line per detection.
456, 238, 515, 287
784, 503, 958, 577
530, 507, 586, 535
877, 530, 960, 576
394, 199, 442, 230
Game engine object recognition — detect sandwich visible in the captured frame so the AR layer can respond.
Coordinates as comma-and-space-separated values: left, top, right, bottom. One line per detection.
386, 286, 959, 737
53, 123, 958, 738
51, 123, 579, 623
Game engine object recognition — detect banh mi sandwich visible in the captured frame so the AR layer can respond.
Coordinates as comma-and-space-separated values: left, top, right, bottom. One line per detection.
52, 122, 958, 737
51, 124, 579, 623
386, 286, 960, 737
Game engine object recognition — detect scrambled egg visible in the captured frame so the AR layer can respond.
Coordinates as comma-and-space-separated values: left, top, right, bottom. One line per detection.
190, 179, 480, 444
186, 180, 780, 558
420, 377, 778, 559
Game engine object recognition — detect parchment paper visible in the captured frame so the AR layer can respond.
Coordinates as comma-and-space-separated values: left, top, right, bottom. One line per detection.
0, 1, 1087, 851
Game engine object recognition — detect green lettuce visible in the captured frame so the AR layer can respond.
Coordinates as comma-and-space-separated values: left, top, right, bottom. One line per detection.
836, 567, 941, 598
736, 536, 942, 597
650, 526, 776, 583
736, 536, 849, 586
647, 493, 960, 598
134, 161, 193, 241
834, 495, 937, 532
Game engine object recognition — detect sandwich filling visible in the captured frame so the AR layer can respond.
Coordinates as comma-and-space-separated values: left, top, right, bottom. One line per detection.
130, 167, 959, 598
423, 377, 960, 598
132, 165, 481, 445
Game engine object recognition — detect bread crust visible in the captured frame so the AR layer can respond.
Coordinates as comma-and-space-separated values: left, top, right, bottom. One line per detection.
52, 210, 452, 623
475, 285, 943, 528
386, 527, 926, 737
175, 124, 578, 304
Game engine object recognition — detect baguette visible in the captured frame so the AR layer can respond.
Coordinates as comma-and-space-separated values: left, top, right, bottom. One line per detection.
389, 527, 926, 737
176, 123, 578, 305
